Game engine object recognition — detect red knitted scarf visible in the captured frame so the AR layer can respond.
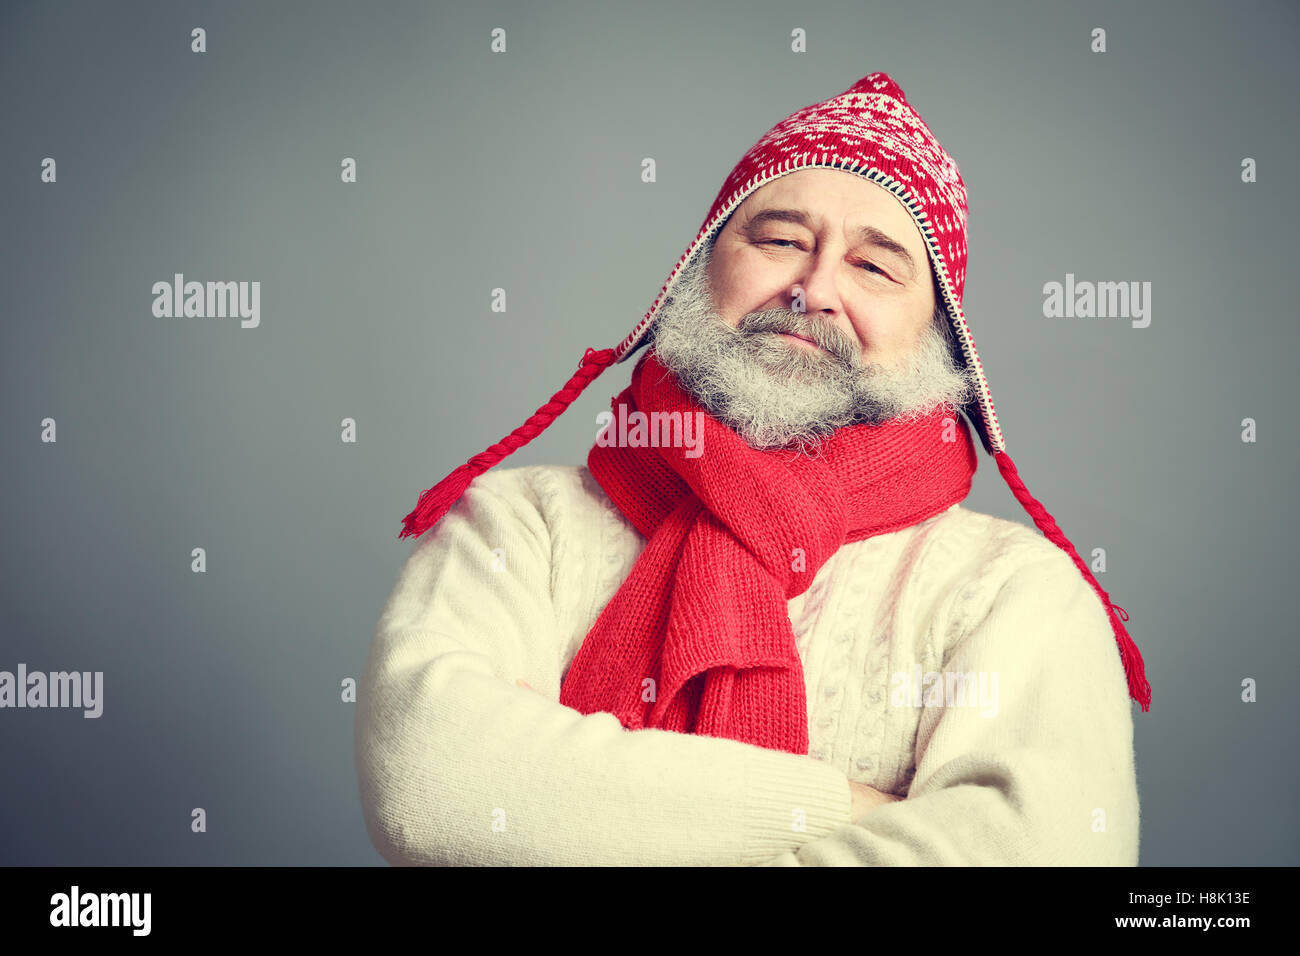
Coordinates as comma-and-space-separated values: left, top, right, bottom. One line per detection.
557, 351, 979, 755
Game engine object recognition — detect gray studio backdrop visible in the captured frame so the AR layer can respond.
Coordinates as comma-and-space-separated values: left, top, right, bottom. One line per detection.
1, 0, 1296, 866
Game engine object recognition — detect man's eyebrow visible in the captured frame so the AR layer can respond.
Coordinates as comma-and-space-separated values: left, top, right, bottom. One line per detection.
742, 207, 919, 277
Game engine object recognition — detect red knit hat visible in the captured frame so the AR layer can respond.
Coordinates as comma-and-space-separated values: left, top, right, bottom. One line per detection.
398, 71, 1152, 712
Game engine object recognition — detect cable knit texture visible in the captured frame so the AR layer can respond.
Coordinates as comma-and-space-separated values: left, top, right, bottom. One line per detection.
356, 464, 1141, 866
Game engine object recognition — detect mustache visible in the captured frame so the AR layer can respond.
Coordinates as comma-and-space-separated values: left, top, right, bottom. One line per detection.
735, 309, 860, 368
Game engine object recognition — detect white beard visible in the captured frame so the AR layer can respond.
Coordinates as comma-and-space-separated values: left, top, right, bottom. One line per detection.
647, 236, 978, 454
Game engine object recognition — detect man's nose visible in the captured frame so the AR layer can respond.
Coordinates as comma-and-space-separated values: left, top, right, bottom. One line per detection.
788, 255, 845, 317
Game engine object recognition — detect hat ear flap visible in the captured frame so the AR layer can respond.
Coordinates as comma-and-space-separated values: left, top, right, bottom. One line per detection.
963, 401, 996, 458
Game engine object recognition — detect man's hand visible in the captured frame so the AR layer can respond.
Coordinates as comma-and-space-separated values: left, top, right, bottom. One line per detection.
848, 780, 904, 822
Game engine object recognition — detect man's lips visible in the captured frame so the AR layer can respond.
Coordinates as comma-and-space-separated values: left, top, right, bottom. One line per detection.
774, 331, 823, 350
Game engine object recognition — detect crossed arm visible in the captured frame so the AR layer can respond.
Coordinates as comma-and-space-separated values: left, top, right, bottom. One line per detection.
513, 676, 900, 823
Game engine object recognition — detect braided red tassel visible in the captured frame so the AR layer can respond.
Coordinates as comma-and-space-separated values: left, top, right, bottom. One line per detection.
398, 347, 618, 540
994, 450, 1152, 712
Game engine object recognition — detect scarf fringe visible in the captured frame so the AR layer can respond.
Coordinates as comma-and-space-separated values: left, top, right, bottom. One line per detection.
398, 347, 617, 540
994, 450, 1152, 712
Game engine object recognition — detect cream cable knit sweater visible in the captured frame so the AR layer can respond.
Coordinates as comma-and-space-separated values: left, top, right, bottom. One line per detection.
355, 463, 1140, 866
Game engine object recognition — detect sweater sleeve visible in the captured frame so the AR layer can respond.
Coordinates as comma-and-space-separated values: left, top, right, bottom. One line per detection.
355, 467, 852, 866
756, 546, 1142, 866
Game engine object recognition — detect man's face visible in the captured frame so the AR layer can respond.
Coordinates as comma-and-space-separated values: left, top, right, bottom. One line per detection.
648, 168, 975, 454
706, 167, 937, 368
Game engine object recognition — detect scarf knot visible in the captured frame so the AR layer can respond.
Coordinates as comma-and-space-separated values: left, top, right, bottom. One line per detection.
559, 351, 977, 754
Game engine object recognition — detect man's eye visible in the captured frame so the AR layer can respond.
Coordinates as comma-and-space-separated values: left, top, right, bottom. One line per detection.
758, 240, 890, 280
761, 240, 888, 277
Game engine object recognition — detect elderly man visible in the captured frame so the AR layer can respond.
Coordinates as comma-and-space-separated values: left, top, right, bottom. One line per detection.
357, 71, 1151, 866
